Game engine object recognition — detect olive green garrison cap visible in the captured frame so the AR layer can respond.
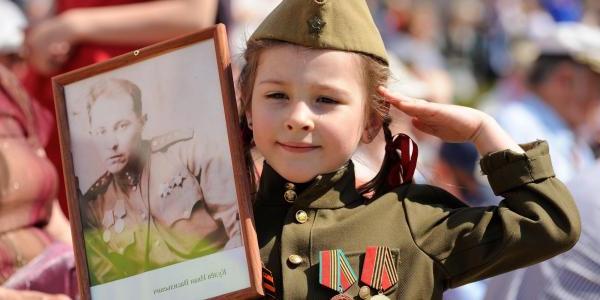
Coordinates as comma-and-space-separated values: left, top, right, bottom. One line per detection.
250, 0, 389, 65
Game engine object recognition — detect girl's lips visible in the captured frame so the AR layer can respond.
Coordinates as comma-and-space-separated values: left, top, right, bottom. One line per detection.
277, 142, 320, 153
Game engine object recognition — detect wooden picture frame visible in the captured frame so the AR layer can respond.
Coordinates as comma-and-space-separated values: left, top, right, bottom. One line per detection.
53, 24, 262, 300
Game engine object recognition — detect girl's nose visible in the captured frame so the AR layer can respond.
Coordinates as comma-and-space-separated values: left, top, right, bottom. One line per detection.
284, 101, 315, 131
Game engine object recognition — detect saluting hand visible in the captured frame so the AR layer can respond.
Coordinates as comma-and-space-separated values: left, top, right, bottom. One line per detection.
378, 86, 489, 143
378, 86, 524, 155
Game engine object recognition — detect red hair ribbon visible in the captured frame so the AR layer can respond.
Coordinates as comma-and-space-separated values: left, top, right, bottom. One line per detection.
385, 133, 418, 187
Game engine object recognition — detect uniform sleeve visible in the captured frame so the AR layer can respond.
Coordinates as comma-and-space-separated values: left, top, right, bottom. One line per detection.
182, 132, 240, 245
403, 140, 581, 288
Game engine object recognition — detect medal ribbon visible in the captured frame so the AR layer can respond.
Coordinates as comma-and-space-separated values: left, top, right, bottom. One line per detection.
262, 266, 276, 298
360, 246, 398, 292
319, 249, 358, 293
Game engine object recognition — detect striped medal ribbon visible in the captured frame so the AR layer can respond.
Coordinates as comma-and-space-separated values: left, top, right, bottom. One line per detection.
319, 249, 358, 300
360, 246, 398, 299
262, 265, 276, 298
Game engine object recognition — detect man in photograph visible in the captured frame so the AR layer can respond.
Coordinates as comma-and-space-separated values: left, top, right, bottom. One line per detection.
81, 78, 241, 285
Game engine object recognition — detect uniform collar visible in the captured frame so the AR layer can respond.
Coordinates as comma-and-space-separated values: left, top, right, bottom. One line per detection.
256, 160, 362, 209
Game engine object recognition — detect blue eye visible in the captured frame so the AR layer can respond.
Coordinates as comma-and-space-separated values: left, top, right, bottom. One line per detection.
266, 92, 288, 100
316, 96, 339, 104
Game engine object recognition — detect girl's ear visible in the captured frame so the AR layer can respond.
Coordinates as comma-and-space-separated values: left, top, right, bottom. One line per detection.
361, 114, 382, 143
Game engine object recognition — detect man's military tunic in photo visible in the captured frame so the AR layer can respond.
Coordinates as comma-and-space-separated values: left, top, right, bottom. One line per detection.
254, 141, 580, 299
82, 129, 240, 285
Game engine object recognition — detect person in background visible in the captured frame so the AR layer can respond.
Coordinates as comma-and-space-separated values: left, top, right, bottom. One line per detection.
0, 2, 72, 298
382, 0, 453, 104
430, 142, 497, 207
589, 110, 600, 157
0, 0, 27, 73
485, 22, 600, 300
497, 161, 600, 300
494, 23, 600, 181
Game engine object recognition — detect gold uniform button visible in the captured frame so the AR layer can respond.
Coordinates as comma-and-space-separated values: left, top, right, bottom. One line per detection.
288, 254, 303, 265
284, 183, 297, 203
284, 190, 297, 203
295, 210, 308, 223
359, 286, 371, 299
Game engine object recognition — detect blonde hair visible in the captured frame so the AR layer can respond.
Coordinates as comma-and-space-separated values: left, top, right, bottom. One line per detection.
87, 78, 142, 124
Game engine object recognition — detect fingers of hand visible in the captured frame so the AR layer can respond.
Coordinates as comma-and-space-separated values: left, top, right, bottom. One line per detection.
377, 86, 436, 118
412, 119, 436, 135
378, 86, 419, 103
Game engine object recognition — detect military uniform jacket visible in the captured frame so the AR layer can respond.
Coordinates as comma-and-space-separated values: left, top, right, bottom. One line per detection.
82, 129, 240, 285
254, 141, 581, 299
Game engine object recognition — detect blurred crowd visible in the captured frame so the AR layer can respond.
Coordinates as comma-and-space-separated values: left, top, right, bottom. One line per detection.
1, 0, 599, 299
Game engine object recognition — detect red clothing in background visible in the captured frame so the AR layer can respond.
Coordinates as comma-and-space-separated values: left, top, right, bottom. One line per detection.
22, 0, 146, 216
0, 65, 57, 283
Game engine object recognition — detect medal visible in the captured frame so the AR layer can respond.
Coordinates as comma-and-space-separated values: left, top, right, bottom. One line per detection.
114, 218, 125, 233
102, 230, 111, 242
330, 294, 353, 300
114, 199, 126, 218
102, 210, 114, 228
360, 246, 398, 297
319, 249, 357, 300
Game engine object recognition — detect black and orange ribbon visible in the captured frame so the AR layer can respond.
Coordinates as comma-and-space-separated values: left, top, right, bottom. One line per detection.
360, 246, 398, 293
262, 266, 277, 298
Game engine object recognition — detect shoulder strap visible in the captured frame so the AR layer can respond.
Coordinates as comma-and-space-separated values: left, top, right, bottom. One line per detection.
150, 128, 194, 153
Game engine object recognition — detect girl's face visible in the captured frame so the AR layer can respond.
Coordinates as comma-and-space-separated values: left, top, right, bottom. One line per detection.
249, 44, 369, 183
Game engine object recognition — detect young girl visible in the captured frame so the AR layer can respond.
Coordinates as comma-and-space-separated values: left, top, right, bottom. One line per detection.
238, 1, 580, 299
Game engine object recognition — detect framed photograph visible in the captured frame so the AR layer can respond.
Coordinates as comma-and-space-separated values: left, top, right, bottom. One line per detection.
53, 25, 262, 300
